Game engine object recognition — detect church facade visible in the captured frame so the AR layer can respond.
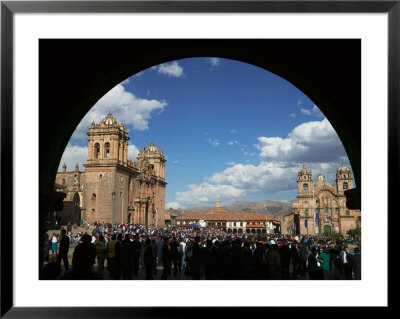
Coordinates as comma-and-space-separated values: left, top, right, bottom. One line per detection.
283, 164, 361, 236
55, 113, 167, 228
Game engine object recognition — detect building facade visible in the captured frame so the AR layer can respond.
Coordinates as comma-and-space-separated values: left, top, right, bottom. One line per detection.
55, 113, 167, 228
176, 202, 281, 234
290, 164, 361, 236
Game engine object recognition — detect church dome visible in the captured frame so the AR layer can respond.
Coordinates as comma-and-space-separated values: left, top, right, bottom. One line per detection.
337, 163, 350, 173
298, 164, 311, 175
103, 112, 117, 126
146, 142, 159, 153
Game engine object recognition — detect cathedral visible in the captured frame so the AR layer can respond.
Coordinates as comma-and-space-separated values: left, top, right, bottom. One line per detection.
55, 113, 167, 228
282, 164, 361, 236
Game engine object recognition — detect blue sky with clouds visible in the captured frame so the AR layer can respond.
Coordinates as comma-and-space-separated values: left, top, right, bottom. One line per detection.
59, 57, 351, 209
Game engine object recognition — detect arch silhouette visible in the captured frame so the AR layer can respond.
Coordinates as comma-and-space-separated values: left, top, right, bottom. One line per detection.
39, 39, 361, 217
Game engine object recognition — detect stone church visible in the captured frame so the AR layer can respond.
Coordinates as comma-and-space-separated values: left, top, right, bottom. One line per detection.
55, 113, 167, 228
282, 164, 361, 236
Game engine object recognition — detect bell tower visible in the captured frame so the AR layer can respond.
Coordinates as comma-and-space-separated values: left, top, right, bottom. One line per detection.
87, 113, 129, 166
297, 164, 313, 195
336, 163, 353, 195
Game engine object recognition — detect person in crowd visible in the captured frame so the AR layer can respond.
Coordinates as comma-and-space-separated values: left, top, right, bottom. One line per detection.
51, 233, 58, 256
307, 246, 324, 280
161, 236, 172, 280
144, 237, 153, 280
56, 229, 70, 272
121, 233, 134, 280
43, 234, 51, 262
340, 245, 353, 280
150, 237, 158, 276
191, 236, 202, 280
170, 236, 180, 276
94, 234, 107, 274
59, 234, 101, 280
351, 247, 361, 280
107, 234, 117, 278
318, 245, 331, 280
132, 235, 142, 276
113, 233, 123, 280
265, 242, 282, 280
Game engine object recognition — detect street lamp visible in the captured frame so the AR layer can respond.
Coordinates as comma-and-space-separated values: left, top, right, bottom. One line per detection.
111, 191, 116, 232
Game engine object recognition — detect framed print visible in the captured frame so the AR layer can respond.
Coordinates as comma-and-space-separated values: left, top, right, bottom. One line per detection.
1, 0, 396, 317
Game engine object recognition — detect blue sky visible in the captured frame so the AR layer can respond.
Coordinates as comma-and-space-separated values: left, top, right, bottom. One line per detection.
59, 57, 351, 209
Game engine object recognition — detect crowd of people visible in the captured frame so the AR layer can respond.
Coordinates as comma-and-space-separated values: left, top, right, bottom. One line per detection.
42, 221, 361, 281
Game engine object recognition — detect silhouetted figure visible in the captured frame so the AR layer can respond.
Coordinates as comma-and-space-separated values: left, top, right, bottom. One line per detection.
56, 229, 70, 271
121, 234, 134, 280
132, 235, 141, 276
144, 237, 153, 280
113, 233, 123, 279
59, 234, 101, 280
191, 236, 201, 280
161, 236, 172, 280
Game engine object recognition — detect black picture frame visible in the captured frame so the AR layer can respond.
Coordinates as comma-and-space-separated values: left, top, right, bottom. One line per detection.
1, 0, 395, 317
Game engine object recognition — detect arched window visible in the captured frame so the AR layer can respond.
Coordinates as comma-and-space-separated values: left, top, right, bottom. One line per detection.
92, 193, 96, 201
324, 207, 328, 214
343, 182, 348, 190
94, 143, 100, 159
345, 210, 350, 216
304, 210, 309, 217
104, 142, 110, 158
303, 183, 308, 191
61, 178, 66, 186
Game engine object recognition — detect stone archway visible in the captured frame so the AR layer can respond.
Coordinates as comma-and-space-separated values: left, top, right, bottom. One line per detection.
39, 39, 361, 277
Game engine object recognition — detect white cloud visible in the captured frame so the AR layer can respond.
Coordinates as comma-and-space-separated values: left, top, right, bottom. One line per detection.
156, 61, 184, 77
255, 118, 345, 163
208, 138, 220, 147
58, 144, 88, 172
209, 57, 220, 67
290, 113, 296, 118
171, 117, 350, 207
71, 84, 167, 139
176, 183, 246, 206
230, 129, 236, 133
227, 140, 239, 146
166, 202, 181, 209
128, 144, 140, 161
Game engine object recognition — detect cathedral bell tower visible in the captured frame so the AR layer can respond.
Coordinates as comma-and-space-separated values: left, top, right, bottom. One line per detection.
298, 164, 313, 195
336, 163, 353, 195
87, 113, 129, 166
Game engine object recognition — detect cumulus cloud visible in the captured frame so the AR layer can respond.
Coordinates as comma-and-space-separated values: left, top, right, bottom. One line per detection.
227, 140, 239, 146
58, 144, 88, 172
156, 61, 184, 77
209, 57, 221, 67
171, 117, 350, 207
71, 84, 167, 139
255, 118, 345, 163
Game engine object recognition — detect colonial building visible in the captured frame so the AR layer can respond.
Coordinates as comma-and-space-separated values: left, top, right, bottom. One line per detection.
290, 164, 361, 236
55, 113, 167, 228
176, 202, 281, 234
